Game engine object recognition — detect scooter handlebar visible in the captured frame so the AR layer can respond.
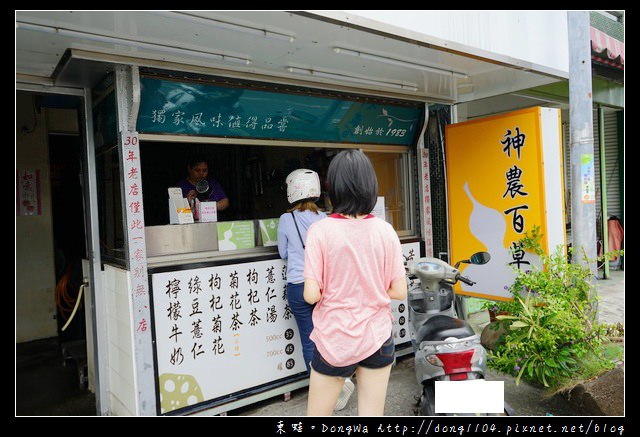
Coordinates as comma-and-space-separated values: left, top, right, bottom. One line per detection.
457, 275, 476, 286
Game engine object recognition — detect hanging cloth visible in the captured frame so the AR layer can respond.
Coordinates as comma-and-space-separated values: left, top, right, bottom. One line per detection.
608, 217, 624, 261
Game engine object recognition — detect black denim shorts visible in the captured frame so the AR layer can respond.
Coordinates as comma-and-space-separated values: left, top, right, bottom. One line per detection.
311, 335, 395, 377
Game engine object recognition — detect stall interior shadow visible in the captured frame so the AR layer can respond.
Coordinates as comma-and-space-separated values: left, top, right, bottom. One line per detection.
140, 141, 335, 226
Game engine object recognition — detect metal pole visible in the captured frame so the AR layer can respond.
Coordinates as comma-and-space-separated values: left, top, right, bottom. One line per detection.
597, 106, 610, 279
567, 11, 598, 306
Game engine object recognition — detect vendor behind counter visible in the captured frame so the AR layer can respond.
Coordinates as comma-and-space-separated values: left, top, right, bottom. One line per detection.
140, 142, 331, 227
177, 155, 229, 211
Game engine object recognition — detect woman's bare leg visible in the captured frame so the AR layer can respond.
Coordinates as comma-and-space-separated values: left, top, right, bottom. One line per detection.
354, 364, 393, 416
307, 369, 346, 416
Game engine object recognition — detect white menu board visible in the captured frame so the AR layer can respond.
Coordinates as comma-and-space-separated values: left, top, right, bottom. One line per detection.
151, 258, 306, 414
392, 242, 420, 347
152, 242, 419, 414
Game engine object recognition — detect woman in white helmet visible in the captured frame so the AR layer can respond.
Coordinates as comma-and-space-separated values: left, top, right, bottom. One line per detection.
277, 169, 326, 371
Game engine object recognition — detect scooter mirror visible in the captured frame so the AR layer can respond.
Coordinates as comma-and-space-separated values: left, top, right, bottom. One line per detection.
469, 252, 491, 265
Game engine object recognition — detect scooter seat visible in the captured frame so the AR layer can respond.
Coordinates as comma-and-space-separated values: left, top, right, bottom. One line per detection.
417, 315, 476, 342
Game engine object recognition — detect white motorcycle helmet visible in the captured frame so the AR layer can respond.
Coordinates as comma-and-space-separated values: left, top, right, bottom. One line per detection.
286, 169, 321, 205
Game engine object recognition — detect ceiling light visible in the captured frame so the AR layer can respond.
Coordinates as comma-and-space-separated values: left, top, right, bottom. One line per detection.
151, 11, 295, 43
16, 21, 252, 65
286, 67, 418, 92
333, 47, 468, 79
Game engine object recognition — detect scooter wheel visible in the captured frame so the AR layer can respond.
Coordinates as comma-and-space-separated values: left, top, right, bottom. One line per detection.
420, 383, 436, 416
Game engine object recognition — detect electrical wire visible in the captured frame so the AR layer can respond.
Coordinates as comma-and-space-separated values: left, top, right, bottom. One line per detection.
62, 284, 85, 332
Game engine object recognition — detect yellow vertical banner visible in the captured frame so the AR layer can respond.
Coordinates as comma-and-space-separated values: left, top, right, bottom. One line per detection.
445, 107, 563, 301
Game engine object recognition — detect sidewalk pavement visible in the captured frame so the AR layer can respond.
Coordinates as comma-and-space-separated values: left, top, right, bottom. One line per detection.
235, 270, 624, 417
596, 269, 625, 326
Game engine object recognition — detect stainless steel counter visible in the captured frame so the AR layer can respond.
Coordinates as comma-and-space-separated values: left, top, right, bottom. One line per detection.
144, 222, 418, 269
145, 222, 219, 257
145, 222, 279, 268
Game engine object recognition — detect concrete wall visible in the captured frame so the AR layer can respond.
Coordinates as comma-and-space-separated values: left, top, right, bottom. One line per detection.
16, 93, 57, 343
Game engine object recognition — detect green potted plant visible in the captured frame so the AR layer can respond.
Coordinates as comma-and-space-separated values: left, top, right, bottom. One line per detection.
484, 226, 623, 389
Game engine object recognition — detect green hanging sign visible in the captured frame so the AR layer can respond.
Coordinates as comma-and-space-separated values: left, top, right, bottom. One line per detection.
217, 221, 255, 251
137, 77, 422, 146
258, 218, 279, 247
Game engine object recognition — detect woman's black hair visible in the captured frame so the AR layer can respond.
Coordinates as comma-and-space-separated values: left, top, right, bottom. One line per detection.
327, 150, 378, 215
188, 155, 208, 168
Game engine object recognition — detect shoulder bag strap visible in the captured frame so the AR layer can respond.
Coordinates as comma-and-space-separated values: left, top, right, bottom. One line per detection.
290, 211, 305, 249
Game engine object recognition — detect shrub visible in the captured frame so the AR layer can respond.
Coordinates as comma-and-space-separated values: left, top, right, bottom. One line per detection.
486, 227, 622, 388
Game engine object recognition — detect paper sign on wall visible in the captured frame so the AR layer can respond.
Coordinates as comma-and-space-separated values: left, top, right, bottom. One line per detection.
580, 154, 596, 204
16, 169, 42, 216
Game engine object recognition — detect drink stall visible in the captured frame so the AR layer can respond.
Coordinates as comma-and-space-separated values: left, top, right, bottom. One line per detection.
93, 69, 424, 415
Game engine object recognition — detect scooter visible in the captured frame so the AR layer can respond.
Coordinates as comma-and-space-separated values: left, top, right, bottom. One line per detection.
406, 252, 509, 416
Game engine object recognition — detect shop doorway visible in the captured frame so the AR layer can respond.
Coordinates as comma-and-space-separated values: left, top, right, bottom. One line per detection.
16, 91, 95, 415
50, 133, 87, 343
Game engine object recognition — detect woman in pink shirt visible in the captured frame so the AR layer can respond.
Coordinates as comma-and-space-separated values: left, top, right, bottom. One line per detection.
303, 150, 407, 416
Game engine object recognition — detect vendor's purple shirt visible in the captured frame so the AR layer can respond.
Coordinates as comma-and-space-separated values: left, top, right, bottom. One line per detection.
177, 178, 227, 202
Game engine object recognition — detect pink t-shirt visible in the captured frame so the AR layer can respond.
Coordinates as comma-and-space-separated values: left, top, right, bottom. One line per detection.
303, 214, 405, 367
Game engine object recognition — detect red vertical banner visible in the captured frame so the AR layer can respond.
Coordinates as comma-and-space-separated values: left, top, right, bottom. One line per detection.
420, 149, 434, 257
16, 169, 42, 216
121, 131, 151, 335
